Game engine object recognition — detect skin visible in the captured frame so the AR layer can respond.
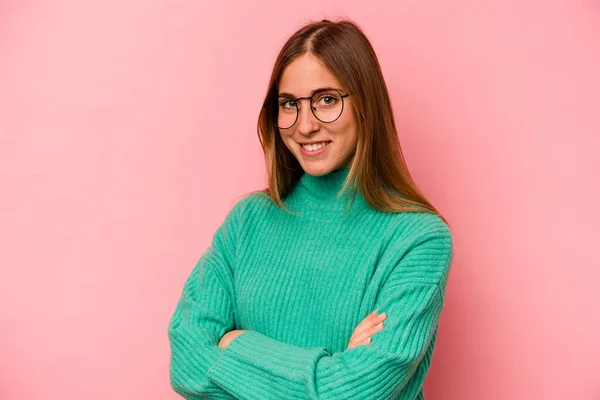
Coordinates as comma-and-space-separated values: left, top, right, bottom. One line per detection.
346, 310, 387, 349
277, 52, 358, 176
218, 53, 387, 350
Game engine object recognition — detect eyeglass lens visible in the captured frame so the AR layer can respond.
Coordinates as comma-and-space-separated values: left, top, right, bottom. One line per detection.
275, 89, 345, 129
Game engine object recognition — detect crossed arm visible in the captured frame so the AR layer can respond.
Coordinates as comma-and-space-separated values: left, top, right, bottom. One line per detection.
167, 205, 453, 399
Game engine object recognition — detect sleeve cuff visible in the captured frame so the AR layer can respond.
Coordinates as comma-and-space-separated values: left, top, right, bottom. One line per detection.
206, 330, 329, 399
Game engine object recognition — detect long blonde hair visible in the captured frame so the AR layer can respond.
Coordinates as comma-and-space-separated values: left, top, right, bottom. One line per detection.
251, 18, 448, 226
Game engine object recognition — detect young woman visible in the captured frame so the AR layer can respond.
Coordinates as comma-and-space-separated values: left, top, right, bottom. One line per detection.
168, 18, 454, 400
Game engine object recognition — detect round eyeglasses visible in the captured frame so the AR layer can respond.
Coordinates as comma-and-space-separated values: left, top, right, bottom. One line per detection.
270, 88, 351, 130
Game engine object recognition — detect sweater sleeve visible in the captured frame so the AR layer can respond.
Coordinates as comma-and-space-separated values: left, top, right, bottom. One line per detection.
205, 222, 454, 400
167, 199, 244, 399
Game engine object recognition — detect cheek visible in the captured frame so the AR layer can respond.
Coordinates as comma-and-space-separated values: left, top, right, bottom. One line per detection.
279, 132, 297, 151
338, 105, 357, 129
279, 131, 291, 142
332, 113, 358, 141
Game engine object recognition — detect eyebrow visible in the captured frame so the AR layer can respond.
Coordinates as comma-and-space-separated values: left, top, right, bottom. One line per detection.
278, 87, 342, 98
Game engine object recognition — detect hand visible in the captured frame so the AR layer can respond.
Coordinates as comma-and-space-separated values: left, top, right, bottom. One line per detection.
346, 309, 387, 350
218, 329, 248, 350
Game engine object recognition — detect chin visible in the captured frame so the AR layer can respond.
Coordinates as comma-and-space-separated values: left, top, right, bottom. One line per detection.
299, 162, 337, 176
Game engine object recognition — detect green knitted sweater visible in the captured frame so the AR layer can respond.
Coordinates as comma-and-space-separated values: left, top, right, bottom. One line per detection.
168, 167, 454, 400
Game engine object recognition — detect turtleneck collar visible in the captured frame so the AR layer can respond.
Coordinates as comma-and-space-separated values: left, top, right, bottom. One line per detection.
287, 167, 371, 217
299, 167, 353, 200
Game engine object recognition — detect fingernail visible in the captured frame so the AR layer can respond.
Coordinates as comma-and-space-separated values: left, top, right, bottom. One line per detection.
378, 312, 387, 319
376, 322, 384, 330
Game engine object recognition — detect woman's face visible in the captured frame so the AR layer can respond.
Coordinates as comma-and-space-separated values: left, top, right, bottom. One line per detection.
277, 53, 358, 176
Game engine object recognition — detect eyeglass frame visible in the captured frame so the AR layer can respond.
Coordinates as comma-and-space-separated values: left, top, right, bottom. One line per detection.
264, 87, 352, 130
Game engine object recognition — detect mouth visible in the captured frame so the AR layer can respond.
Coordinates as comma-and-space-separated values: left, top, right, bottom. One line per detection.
298, 141, 332, 156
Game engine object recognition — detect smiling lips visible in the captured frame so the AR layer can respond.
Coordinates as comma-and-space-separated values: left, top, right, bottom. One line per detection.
299, 141, 331, 156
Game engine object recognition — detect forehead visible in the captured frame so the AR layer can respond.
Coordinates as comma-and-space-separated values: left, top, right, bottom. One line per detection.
278, 53, 343, 96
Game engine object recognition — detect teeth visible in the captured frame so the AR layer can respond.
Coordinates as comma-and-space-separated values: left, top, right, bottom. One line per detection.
302, 142, 328, 152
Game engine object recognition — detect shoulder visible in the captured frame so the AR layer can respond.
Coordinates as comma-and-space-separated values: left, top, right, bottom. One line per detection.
385, 212, 454, 281
231, 190, 273, 216
372, 211, 455, 290
221, 190, 275, 228
386, 211, 452, 244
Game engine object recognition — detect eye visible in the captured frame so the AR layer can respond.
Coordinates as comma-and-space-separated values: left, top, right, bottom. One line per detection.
316, 93, 340, 107
322, 96, 335, 105
279, 99, 296, 109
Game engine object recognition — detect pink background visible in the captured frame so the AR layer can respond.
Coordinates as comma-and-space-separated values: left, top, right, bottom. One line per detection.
1, 1, 599, 399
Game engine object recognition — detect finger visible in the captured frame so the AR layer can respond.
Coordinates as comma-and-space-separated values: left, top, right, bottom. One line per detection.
347, 336, 368, 350
359, 337, 371, 345
347, 338, 359, 350
352, 321, 384, 344
348, 335, 370, 349
353, 311, 387, 337
349, 337, 371, 349
352, 310, 380, 335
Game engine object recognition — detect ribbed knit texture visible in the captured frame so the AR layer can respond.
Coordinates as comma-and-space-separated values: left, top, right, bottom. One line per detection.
168, 167, 454, 400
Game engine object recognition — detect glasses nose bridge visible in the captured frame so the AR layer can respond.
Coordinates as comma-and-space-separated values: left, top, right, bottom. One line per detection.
294, 95, 316, 122
295, 95, 314, 109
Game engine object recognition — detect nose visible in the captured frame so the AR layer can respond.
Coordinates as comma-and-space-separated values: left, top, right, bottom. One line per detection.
296, 100, 320, 135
